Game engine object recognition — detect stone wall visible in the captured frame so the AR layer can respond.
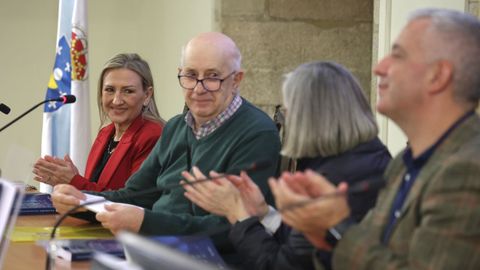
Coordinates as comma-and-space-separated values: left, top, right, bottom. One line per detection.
215, 0, 374, 115
468, 0, 480, 17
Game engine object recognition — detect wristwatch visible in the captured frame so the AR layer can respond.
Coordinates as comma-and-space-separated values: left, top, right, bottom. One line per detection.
325, 217, 355, 246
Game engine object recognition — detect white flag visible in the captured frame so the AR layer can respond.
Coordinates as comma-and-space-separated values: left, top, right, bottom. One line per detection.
40, 0, 90, 193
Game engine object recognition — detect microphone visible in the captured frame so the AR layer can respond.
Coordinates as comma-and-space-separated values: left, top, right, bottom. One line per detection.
45, 160, 271, 270
0, 95, 76, 133
52, 94, 76, 104
0, 103, 11, 115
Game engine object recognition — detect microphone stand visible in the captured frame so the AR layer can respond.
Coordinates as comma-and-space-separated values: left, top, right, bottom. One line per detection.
189, 177, 387, 240
0, 100, 47, 132
0, 95, 75, 133
44, 160, 272, 270
277, 177, 386, 213
43, 175, 230, 270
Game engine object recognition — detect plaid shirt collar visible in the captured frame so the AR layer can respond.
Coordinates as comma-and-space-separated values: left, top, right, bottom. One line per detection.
185, 94, 242, 139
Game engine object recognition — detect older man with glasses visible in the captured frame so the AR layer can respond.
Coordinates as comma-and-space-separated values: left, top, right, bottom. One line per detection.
51, 32, 281, 263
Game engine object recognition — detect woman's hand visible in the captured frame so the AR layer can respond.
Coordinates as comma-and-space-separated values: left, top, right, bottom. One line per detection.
33, 155, 79, 186
269, 170, 350, 250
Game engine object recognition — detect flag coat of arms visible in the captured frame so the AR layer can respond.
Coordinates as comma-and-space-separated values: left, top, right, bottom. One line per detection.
40, 0, 90, 193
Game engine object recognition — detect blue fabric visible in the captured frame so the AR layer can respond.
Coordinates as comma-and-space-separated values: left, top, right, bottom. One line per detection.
42, 0, 74, 162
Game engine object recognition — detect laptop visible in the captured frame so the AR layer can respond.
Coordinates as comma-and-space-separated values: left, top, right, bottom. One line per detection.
117, 231, 228, 270
0, 178, 25, 267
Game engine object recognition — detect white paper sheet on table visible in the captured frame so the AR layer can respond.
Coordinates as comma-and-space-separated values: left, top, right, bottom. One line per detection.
80, 194, 142, 213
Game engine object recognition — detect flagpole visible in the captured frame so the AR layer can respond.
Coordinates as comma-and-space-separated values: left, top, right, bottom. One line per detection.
70, 0, 90, 176
40, 0, 90, 193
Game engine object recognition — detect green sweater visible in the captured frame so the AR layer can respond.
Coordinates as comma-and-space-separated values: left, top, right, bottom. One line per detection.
99, 99, 281, 252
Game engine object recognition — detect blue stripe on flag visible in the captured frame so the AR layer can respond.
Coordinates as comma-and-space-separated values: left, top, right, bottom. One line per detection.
44, 35, 72, 113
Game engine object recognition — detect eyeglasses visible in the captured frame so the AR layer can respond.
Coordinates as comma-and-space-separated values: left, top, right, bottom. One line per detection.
177, 71, 236, 92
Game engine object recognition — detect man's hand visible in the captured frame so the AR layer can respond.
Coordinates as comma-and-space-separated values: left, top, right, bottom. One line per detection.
95, 204, 145, 235
182, 167, 251, 223
51, 184, 86, 214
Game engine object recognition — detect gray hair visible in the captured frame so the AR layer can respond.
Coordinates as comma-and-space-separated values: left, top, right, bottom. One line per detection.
97, 53, 165, 128
281, 61, 378, 159
409, 8, 480, 107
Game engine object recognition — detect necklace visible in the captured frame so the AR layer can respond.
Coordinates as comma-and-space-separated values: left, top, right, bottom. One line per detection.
107, 138, 119, 155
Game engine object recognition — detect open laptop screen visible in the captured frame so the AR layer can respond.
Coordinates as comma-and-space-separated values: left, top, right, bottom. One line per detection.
118, 231, 227, 270
0, 179, 25, 267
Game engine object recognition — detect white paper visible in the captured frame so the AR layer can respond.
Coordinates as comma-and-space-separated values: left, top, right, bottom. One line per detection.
80, 193, 143, 213
80, 193, 111, 213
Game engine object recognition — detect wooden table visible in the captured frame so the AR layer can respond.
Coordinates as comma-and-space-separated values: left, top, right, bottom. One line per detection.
4, 214, 99, 270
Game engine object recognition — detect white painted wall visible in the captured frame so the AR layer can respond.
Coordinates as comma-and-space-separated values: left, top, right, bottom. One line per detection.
0, 0, 215, 184
375, 0, 466, 156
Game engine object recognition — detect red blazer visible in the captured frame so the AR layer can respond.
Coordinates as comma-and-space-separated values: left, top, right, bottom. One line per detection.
70, 116, 163, 191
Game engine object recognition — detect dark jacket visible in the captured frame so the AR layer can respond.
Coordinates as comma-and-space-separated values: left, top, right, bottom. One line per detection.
229, 137, 391, 270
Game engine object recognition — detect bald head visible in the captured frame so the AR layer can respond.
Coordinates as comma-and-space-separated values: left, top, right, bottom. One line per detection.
181, 32, 242, 71
178, 32, 244, 125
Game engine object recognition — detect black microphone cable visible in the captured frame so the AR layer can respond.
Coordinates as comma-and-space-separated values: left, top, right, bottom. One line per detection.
276, 176, 386, 213
0, 95, 76, 133
45, 160, 272, 270
188, 177, 386, 241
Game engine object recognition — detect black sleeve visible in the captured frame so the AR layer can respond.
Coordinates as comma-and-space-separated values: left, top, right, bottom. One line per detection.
229, 217, 316, 270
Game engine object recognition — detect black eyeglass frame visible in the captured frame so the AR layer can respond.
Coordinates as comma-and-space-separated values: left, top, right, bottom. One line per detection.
177, 71, 237, 92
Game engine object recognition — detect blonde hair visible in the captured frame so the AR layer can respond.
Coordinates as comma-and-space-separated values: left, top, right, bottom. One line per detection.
97, 53, 165, 127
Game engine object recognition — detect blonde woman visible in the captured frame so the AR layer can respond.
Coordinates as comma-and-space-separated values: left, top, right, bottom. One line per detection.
33, 53, 164, 191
